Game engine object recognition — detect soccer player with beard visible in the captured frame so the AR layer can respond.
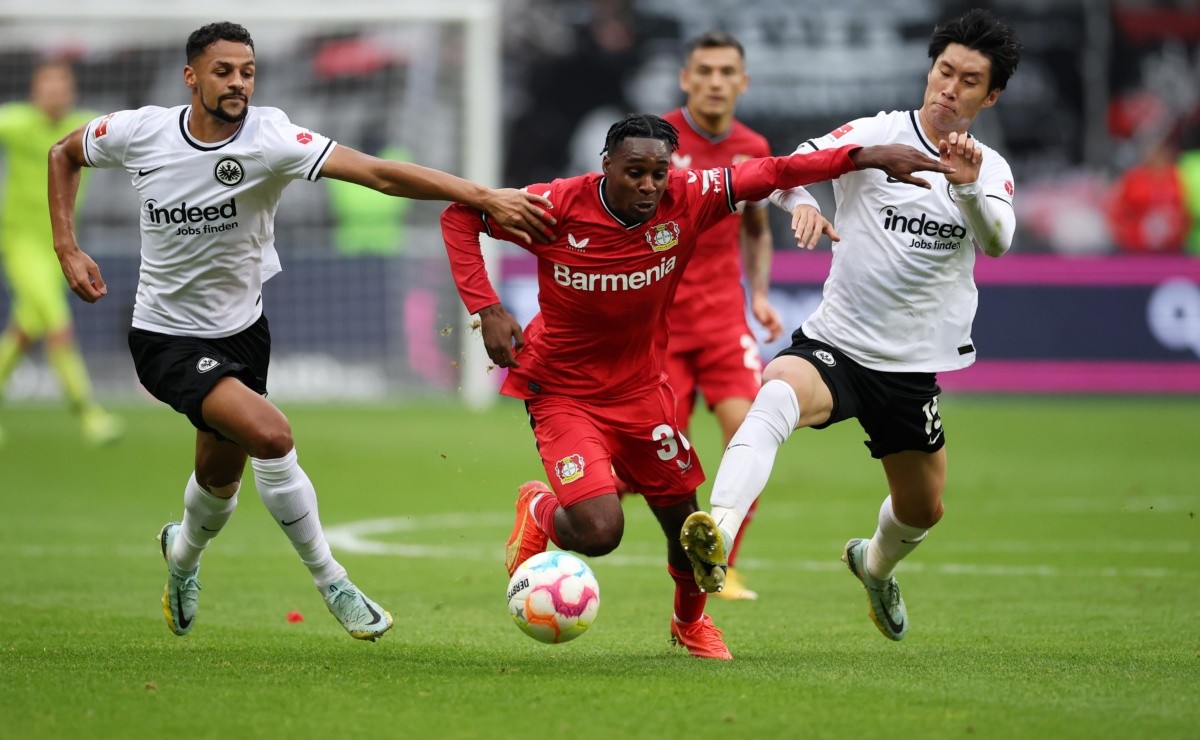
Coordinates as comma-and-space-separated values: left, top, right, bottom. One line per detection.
681, 9, 1022, 643
660, 31, 785, 601
441, 113, 950, 659
47, 21, 553, 641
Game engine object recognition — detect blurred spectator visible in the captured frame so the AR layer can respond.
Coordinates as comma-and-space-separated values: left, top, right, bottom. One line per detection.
326, 145, 412, 256
1180, 147, 1200, 255
1107, 135, 1190, 253
502, 0, 675, 184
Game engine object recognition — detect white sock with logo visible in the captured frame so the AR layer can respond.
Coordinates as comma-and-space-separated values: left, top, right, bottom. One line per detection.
172, 472, 238, 571
252, 448, 347, 590
710, 379, 800, 546
866, 496, 929, 580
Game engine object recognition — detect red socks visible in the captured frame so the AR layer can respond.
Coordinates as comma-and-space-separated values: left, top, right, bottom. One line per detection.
668, 564, 706, 623
532, 492, 562, 547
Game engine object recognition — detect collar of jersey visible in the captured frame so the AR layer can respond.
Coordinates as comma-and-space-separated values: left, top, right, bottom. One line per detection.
596, 177, 640, 230
680, 107, 732, 144
907, 109, 974, 157
179, 106, 246, 151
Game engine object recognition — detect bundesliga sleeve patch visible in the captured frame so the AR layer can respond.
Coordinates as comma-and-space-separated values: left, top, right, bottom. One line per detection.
829, 123, 853, 139
93, 114, 115, 138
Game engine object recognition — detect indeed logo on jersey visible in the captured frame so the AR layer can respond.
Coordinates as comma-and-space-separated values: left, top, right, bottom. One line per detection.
145, 198, 239, 236
553, 256, 677, 292
880, 206, 966, 251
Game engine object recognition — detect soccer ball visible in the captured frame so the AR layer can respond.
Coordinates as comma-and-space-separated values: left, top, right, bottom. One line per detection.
506, 550, 600, 644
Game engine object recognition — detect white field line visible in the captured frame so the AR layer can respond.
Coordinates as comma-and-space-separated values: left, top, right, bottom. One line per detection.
321, 515, 1187, 580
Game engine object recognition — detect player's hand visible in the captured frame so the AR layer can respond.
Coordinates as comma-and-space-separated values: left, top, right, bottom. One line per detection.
790, 204, 840, 250
939, 131, 983, 186
850, 144, 954, 189
478, 303, 523, 369
750, 294, 784, 342
482, 188, 556, 245
56, 245, 107, 303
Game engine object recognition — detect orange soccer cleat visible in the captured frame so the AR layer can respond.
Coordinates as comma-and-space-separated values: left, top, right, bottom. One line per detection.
505, 481, 553, 576
669, 614, 732, 660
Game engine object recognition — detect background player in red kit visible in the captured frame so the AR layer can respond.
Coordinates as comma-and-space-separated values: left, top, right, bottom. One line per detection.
662, 31, 783, 601
441, 114, 949, 659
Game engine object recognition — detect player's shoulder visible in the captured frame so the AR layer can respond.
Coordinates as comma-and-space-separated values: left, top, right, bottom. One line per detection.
725, 118, 767, 149
661, 107, 686, 126
248, 105, 292, 125
0, 101, 34, 120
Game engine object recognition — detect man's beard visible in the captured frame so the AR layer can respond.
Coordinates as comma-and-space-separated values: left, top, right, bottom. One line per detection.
201, 92, 247, 123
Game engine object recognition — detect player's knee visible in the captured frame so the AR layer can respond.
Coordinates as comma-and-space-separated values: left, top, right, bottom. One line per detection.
574, 526, 622, 557
908, 499, 944, 529
244, 425, 294, 460
570, 513, 623, 556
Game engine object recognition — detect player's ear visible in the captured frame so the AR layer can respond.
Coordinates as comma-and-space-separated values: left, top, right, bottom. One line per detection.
183, 65, 197, 90
981, 88, 1000, 109
601, 153, 612, 176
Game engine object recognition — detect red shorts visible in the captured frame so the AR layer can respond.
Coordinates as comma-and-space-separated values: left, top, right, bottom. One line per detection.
525, 384, 706, 508
665, 323, 763, 433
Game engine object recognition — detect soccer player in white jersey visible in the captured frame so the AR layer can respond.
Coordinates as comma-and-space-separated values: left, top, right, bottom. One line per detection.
46, 22, 553, 641
680, 9, 1022, 641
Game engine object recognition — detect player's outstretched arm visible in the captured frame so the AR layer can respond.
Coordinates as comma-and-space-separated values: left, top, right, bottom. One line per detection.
48, 126, 107, 303
319, 145, 555, 244
849, 144, 954, 189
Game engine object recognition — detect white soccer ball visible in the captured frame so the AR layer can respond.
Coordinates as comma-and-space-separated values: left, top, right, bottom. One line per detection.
506, 550, 600, 644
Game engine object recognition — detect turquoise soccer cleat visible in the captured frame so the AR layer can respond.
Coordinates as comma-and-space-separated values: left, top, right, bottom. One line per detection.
158, 522, 201, 636
842, 538, 908, 641
324, 578, 393, 641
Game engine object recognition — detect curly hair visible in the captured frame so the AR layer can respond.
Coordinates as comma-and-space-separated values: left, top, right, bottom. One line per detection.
186, 22, 255, 64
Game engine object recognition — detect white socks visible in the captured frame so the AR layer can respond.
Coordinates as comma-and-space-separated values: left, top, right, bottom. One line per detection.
710, 379, 800, 545
867, 495, 929, 580
252, 448, 347, 589
172, 472, 238, 571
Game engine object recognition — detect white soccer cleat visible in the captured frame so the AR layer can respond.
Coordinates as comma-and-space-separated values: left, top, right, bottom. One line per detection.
842, 538, 908, 641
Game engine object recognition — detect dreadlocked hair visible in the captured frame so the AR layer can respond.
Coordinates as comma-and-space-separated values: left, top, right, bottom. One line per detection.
602, 114, 679, 156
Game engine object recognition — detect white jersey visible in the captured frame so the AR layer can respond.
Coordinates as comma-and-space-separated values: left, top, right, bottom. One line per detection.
83, 105, 335, 337
779, 110, 1015, 372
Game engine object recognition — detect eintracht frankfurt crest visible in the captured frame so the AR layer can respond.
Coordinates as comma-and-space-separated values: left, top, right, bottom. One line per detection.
645, 221, 680, 252
555, 454, 586, 484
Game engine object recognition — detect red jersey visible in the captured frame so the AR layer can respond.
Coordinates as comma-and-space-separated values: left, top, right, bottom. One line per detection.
662, 108, 772, 348
441, 146, 858, 401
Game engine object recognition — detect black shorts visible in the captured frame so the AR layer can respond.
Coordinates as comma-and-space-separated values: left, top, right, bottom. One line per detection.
128, 314, 271, 435
776, 328, 945, 459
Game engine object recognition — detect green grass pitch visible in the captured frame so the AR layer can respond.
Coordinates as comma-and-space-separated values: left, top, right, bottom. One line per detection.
1, 396, 1197, 737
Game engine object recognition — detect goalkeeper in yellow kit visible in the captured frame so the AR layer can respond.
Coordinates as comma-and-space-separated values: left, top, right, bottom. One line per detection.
0, 60, 122, 445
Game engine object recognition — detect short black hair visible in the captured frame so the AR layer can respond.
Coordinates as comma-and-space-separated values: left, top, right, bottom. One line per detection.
684, 30, 745, 62
186, 22, 255, 64
928, 9, 1021, 91
602, 114, 679, 156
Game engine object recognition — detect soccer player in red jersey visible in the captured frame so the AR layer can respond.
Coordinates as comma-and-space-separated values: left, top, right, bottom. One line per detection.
661, 32, 782, 600
441, 114, 949, 659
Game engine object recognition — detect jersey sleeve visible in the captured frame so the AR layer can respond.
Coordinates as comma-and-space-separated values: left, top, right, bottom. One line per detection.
676, 167, 738, 231
729, 145, 858, 206
82, 110, 139, 169
441, 181, 555, 313
259, 113, 336, 182
743, 134, 774, 211
769, 114, 887, 212
951, 149, 1016, 257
